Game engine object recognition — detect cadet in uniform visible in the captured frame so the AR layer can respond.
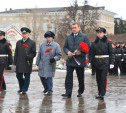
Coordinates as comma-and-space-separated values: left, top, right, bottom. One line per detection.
89, 27, 114, 100
114, 43, 122, 76
14, 27, 36, 94
0, 31, 12, 91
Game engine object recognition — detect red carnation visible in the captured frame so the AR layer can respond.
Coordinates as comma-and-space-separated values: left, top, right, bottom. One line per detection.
23, 43, 30, 66
79, 41, 89, 54
23, 44, 28, 48
45, 48, 52, 53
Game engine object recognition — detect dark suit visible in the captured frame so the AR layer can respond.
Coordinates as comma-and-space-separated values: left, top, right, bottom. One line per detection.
63, 32, 90, 95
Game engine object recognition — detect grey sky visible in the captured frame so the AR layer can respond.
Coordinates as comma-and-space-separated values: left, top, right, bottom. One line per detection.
0, 0, 125, 19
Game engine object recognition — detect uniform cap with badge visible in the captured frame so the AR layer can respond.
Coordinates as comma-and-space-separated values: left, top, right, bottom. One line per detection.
0, 31, 5, 36
96, 27, 106, 33
21, 27, 31, 34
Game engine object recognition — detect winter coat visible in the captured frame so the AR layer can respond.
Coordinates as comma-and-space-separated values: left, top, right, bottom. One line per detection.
63, 32, 90, 67
122, 47, 126, 61
36, 41, 61, 77
89, 36, 115, 70
0, 38, 12, 65
14, 38, 36, 73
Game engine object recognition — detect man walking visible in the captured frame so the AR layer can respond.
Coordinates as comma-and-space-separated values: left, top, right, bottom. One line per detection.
14, 27, 36, 94
62, 23, 90, 98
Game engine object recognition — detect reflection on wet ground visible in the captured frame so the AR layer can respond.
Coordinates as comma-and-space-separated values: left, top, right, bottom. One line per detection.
0, 70, 126, 113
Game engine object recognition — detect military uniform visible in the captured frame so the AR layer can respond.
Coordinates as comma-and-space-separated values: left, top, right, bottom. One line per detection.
114, 44, 122, 76
0, 31, 12, 91
14, 27, 36, 94
89, 27, 114, 99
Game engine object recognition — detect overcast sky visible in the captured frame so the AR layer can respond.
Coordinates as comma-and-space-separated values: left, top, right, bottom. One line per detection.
0, 0, 125, 19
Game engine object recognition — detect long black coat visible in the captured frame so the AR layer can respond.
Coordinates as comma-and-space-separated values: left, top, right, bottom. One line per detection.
0, 38, 12, 65
89, 36, 115, 70
63, 32, 90, 67
14, 38, 36, 73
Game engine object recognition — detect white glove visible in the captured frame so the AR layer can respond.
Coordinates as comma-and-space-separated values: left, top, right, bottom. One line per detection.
110, 64, 114, 69
121, 59, 124, 61
87, 63, 91, 67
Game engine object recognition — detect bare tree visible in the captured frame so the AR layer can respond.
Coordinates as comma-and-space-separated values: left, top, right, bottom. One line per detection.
17, 8, 44, 46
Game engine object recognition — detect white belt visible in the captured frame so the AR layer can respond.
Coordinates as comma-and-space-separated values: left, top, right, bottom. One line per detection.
124, 54, 126, 55
95, 55, 109, 58
115, 54, 122, 56
0, 54, 8, 57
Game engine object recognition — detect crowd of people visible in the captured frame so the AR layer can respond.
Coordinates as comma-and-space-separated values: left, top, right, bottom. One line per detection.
91, 42, 126, 76
0, 22, 120, 100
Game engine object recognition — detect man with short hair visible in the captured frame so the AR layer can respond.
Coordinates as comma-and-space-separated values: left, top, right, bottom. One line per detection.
89, 27, 115, 100
62, 23, 90, 98
14, 27, 36, 94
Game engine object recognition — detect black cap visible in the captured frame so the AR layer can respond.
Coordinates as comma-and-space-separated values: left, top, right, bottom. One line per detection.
0, 31, 5, 36
21, 27, 31, 34
96, 27, 106, 33
44, 31, 55, 39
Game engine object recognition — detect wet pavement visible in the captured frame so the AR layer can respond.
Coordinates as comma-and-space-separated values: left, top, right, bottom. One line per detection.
1, 69, 126, 113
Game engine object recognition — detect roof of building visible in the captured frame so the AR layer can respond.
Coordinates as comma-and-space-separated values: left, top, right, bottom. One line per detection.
0, 5, 105, 14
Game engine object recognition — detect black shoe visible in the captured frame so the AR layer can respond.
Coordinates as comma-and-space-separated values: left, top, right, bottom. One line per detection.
17, 90, 22, 93
22, 91, 26, 94
43, 89, 47, 94
95, 95, 104, 100
77, 93, 82, 97
47, 92, 52, 95
61, 94, 71, 98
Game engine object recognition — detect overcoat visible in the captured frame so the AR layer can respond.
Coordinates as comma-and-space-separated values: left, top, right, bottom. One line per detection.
36, 41, 61, 77
14, 38, 36, 73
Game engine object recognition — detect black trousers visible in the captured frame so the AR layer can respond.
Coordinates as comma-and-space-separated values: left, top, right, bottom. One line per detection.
91, 62, 96, 75
96, 68, 108, 96
114, 61, 122, 75
65, 66, 85, 95
16, 73, 30, 92
0, 64, 6, 90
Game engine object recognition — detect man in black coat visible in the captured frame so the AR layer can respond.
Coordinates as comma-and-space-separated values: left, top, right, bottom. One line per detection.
0, 31, 12, 91
62, 23, 90, 98
14, 27, 36, 94
89, 27, 115, 100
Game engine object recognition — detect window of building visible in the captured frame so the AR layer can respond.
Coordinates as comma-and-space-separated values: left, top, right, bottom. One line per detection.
9, 17, 13, 20
22, 23, 26, 27
2, 17, 6, 21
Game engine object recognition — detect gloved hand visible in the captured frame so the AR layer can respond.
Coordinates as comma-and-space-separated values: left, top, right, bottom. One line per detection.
50, 58, 55, 63
121, 59, 124, 61
110, 64, 114, 69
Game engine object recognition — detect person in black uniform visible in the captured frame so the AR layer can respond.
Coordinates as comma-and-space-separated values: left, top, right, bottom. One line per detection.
0, 31, 12, 91
14, 27, 36, 94
121, 43, 126, 75
113, 43, 122, 76
89, 27, 114, 100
